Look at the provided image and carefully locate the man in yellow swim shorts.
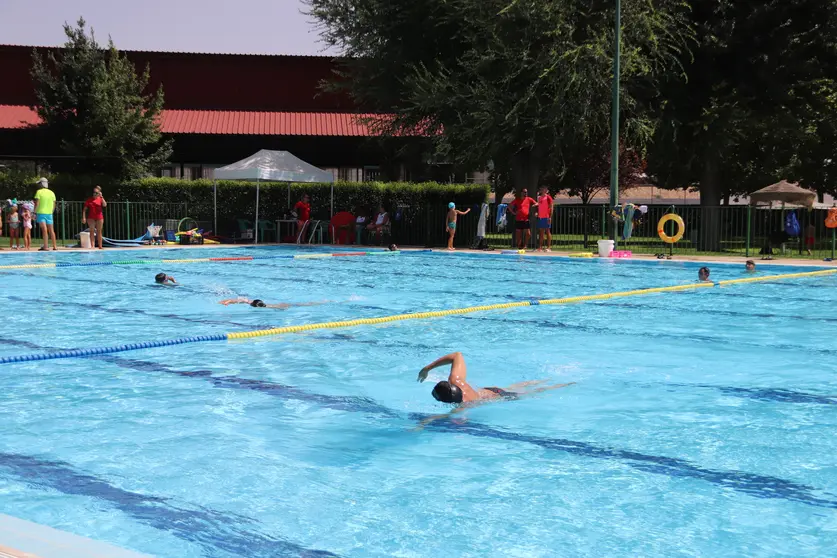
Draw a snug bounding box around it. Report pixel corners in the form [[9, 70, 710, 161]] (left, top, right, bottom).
[[34, 178, 58, 251]]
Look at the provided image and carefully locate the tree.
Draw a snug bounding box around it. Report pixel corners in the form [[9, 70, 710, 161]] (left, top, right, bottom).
[[545, 138, 645, 247], [557, 141, 645, 206], [308, 0, 690, 205], [648, 0, 837, 249], [31, 18, 172, 179]]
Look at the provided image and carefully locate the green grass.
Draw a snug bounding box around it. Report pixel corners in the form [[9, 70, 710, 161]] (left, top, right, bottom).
[[485, 232, 837, 260]]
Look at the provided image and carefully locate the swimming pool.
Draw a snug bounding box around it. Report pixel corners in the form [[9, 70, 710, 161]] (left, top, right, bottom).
[[0, 247, 835, 557]]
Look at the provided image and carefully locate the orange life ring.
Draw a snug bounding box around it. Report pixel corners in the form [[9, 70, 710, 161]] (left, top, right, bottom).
[[825, 208, 837, 229]]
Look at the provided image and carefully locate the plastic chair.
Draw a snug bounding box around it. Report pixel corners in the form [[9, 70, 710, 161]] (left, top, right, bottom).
[[330, 212, 355, 245], [256, 219, 276, 243]]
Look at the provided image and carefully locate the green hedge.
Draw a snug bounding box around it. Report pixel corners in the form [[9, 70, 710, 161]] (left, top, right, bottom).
[[0, 174, 490, 245]]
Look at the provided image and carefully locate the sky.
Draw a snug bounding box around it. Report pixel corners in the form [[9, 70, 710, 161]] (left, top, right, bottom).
[[0, 0, 335, 55]]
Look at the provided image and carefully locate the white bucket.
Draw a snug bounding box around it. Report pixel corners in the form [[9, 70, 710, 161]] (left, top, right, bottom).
[[597, 239, 615, 257], [79, 231, 91, 249]]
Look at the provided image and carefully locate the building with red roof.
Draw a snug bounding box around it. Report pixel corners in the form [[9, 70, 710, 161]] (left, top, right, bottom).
[[0, 44, 434, 181]]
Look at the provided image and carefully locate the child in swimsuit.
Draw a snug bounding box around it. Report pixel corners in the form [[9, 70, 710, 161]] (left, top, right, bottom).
[[21, 207, 32, 251], [446, 202, 470, 251], [8, 204, 19, 249]]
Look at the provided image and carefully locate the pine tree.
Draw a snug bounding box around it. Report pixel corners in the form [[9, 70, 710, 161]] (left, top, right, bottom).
[[31, 18, 172, 179]]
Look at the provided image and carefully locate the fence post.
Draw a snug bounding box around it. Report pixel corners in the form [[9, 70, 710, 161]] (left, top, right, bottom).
[[832, 228, 835, 260], [126, 201, 131, 239], [745, 204, 751, 257], [600, 205, 606, 239], [60, 199, 66, 246]]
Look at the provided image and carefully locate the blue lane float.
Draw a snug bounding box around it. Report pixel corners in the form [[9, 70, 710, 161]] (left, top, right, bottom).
[[0, 334, 227, 364]]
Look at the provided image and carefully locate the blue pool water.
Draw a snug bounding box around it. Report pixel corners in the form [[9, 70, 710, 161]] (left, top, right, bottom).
[[0, 247, 836, 557]]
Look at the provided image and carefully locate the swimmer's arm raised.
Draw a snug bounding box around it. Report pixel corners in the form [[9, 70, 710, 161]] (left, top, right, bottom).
[[417, 352, 465, 383]]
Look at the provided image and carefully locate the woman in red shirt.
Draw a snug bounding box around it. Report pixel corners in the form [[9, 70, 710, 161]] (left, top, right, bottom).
[[82, 185, 107, 249], [294, 194, 311, 241]]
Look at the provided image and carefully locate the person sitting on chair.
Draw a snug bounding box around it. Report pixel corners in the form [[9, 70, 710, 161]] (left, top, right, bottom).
[[366, 205, 390, 244]]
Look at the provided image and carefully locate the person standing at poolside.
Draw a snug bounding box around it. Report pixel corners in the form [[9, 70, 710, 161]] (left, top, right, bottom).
[[21, 205, 32, 251], [445, 202, 471, 251], [7, 204, 20, 249], [294, 193, 311, 241], [805, 223, 816, 256], [34, 178, 58, 251], [508, 190, 537, 250], [536, 186, 554, 252], [82, 185, 106, 250]]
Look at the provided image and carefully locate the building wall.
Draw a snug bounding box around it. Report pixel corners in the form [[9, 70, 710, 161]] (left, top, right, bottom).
[[0, 45, 352, 112]]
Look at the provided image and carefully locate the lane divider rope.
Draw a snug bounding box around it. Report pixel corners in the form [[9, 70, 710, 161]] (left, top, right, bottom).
[[717, 269, 837, 286], [0, 251, 399, 270], [2, 268, 833, 365]]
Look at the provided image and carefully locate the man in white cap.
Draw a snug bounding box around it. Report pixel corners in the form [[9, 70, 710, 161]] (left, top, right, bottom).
[[34, 177, 58, 251]]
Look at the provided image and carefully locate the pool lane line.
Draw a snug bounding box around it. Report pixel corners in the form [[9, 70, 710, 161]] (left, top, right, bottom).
[[0, 452, 341, 558], [0, 250, 399, 270], [5, 335, 837, 511], [2, 269, 834, 365], [3, 338, 836, 510]]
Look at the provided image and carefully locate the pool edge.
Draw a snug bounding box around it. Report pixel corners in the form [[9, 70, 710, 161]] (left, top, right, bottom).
[[0, 514, 151, 558]]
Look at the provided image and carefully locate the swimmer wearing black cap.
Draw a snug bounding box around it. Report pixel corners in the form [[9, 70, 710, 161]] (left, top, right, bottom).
[[219, 298, 328, 309], [154, 273, 177, 286], [417, 352, 574, 405]]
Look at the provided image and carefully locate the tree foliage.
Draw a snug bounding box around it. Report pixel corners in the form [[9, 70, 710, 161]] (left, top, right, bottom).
[[308, 0, 691, 203], [31, 18, 172, 179], [649, 0, 837, 202], [555, 140, 645, 205]]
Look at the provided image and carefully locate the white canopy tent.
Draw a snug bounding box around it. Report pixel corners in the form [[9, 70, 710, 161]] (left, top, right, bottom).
[[212, 149, 335, 243]]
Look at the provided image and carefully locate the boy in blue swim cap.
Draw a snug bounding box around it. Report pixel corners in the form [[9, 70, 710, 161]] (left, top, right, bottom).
[[446, 202, 470, 251]]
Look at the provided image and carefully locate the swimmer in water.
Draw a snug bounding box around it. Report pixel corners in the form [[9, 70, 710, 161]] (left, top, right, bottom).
[[745, 260, 756, 272], [417, 352, 574, 405], [219, 298, 328, 309], [155, 273, 177, 286], [388, 243, 398, 251], [698, 266, 711, 282]]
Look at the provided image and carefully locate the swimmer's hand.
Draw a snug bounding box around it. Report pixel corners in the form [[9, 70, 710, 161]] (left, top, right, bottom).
[[417, 367, 430, 383]]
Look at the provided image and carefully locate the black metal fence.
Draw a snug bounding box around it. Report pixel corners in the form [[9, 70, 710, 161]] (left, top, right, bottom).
[[10, 201, 189, 247], [5, 200, 834, 259], [438, 204, 837, 259]]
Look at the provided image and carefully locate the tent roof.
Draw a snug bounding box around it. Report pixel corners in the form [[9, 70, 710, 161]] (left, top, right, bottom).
[[749, 180, 816, 207], [213, 149, 334, 182]]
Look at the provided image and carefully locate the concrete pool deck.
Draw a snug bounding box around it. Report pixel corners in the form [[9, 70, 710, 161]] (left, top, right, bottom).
[[0, 514, 150, 558], [0, 242, 834, 268]]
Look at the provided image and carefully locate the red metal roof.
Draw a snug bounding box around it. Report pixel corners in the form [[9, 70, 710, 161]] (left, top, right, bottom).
[[0, 105, 40, 129], [0, 105, 383, 136]]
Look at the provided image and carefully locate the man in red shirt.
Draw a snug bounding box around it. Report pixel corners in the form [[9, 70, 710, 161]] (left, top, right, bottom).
[[294, 194, 311, 241], [536, 186, 554, 251], [508, 189, 537, 249]]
